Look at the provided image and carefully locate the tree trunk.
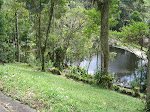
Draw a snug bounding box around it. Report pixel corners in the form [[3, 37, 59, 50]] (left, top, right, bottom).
[[0, 0, 3, 11], [98, 0, 110, 75], [15, 12, 20, 62], [41, 47, 45, 71], [140, 46, 143, 88], [96, 48, 99, 69], [38, 0, 42, 70], [147, 44, 150, 110], [25, 38, 28, 62], [41, 0, 54, 71]]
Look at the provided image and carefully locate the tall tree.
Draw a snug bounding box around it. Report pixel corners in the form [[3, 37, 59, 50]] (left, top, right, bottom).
[[93, 0, 110, 75], [147, 42, 150, 110], [38, 0, 42, 69], [29, 0, 66, 71], [99, 0, 110, 75], [15, 10, 20, 62], [5, 0, 29, 62], [0, 0, 2, 10], [41, 0, 54, 71]]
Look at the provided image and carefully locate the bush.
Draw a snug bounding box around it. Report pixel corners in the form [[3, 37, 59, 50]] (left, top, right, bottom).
[[54, 47, 64, 70], [94, 70, 114, 88], [130, 66, 147, 92], [45, 60, 53, 69], [65, 66, 94, 85], [27, 53, 36, 66]]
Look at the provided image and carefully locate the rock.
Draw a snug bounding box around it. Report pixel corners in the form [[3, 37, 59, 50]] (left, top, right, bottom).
[[121, 89, 127, 94], [126, 91, 132, 96], [113, 85, 120, 91], [0, 60, 5, 65], [134, 92, 140, 97], [49, 68, 61, 75]]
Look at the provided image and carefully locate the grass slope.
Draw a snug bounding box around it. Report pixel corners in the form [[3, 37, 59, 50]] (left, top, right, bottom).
[[0, 63, 145, 112]]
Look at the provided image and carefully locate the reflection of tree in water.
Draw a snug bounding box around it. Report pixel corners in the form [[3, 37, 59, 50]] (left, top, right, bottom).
[[125, 51, 139, 71], [109, 47, 139, 72]]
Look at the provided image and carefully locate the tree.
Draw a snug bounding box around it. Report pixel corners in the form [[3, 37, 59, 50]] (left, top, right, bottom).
[[35, 0, 66, 71], [11, 1, 28, 62], [0, 0, 6, 62], [15, 6, 20, 62], [147, 43, 150, 110], [41, 0, 54, 71], [130, 11, 143, 22], [58, 6, 86, 66], [0, 0, 30, 62], [115, 0, 145, 30], [119, 20, 149, 45], [92, 0, 110, 75], [0, 0, 2, 10]]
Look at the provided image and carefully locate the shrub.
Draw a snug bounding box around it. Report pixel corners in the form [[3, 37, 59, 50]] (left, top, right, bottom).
[[130, 66, 147, 92], [27, 53, 36, 66], [45, 60, 53, 69], [94, 70, 114, 88], [65, 66, 94, 84]]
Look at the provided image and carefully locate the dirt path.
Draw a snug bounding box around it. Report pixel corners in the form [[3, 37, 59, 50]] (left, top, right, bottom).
[[0, 92, 36, 112]]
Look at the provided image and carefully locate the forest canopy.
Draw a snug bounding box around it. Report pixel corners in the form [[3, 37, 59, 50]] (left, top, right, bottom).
[[0, 0, 149, 71]]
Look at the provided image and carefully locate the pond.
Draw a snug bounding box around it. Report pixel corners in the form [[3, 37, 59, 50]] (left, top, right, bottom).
[[79, 47, 147, 87]]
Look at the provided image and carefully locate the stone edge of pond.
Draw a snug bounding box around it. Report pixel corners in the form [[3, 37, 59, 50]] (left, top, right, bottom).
[[113, 84, 146, 99], [111, 44, 147, 61]]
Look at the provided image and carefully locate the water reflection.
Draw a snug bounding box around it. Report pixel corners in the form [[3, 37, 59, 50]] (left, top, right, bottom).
[[79, 47, 146, 86]]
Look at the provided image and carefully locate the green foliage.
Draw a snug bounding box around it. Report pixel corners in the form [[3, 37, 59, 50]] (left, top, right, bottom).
[[146, 94, 150, 111], [0, 12, 16, 62], [49, 67, 61, 75], [45, 60, 53, 69], [66, 66, 94, 85], [84, 8, 100, 38], [27, 53, 36, 66], [0, 0, 32, 63], [130, 11, 143, 22], [54, 47, 64, 70], [109, 0, 120, 28], [113, 0, 148, 30], [0, 0, 3, 8], [0, 70, 5, 77], [0, 12, 5, 35], [94, 70, 114, 87], [110, 52, 117, 61], [114, 20, 149, 44], [54, 0, 67, 19], [130, 66, 147, 92]]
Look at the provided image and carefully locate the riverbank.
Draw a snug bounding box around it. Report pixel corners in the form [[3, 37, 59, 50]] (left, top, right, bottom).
[[110, 40, 148, 61], [0, 63, 145, 111]]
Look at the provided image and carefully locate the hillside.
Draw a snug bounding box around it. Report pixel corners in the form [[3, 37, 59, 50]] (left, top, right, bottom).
[[0, 63, 145, 112]]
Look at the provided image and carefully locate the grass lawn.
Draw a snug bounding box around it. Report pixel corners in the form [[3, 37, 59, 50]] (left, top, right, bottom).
[[0, 63, 145, 112]]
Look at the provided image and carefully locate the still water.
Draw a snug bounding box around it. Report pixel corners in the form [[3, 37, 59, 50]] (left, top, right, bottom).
[[79, 47, 146, 86]]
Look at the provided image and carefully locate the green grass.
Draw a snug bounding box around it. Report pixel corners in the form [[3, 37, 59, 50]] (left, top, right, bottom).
[[0, 63, 146, 112]]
